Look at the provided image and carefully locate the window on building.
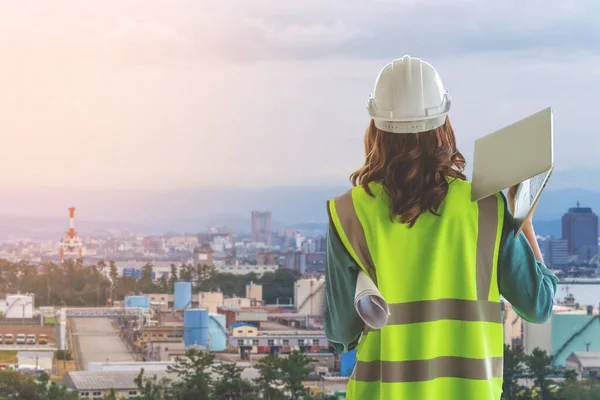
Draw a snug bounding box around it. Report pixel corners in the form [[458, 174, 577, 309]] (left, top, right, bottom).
[[282, 339, 289, 346], [268, 339, 274, 346], [80, 392, 89, 398], [247, 330, 254, 334], [314, 339, 320, 345], [237, 330, 243, 335], [128, 391, 138, 396], [252, 339, 259, 346], [93, 392, 102, 398], [238, 340, 244, 346], [298, 339, 304, 346]]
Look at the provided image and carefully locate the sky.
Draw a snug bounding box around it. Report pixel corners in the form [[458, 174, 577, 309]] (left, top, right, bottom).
[[1, 0, 600, 191]]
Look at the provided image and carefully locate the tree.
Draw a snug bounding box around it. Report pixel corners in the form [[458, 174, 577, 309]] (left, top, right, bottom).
[[169, 264, 179, 289], [260, 269, 298, 305], [167, 348, 215, 400], [213, 363, 253, 400], [157, 275, 169, 293], [502, 345, 528, 400], [280, 351, 312, 400], [563, 368, 578, 384], [103, 388, 119, 400], [526, 347, 558, 400], [195, 264, 216, 292], [254, 355, 285, 400], [138, 263, 157, 293], [37, 373, 79, 400], [0, 370, 42, 400], [556, 378, 600, 400], [179, 263, 194, 282], [135, 368, 171, 400], [109, 260, 119, 285]]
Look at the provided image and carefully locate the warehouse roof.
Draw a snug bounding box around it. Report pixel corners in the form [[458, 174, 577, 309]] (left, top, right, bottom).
[[61, 371, 174, 390], [17, 352, 53, 359], [567, 352, 600, 368]]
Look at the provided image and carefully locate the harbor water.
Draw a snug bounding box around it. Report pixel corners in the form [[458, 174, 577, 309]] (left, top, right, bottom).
[[557, 284, 600, 307]]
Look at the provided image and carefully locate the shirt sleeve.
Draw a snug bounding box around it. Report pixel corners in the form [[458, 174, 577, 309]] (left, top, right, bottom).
[[324, 224, 364, 353], [497, 193, 559, 324]]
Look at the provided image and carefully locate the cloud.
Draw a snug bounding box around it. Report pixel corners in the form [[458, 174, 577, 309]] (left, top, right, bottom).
[[1, 0, 599, 63], [195, 0, 600, 60], [0, 1, 598, 194]]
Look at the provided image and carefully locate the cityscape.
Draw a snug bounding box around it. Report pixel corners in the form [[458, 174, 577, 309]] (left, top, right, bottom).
[[3, 1, 600, 399], [0, 198, 600, 398]]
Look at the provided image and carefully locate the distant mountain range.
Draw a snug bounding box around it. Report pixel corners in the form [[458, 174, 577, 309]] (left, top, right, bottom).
[[2, 168, 600, 240]]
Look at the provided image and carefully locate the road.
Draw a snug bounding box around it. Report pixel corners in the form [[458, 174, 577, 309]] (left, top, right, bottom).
[[70, 318, 135, 370]]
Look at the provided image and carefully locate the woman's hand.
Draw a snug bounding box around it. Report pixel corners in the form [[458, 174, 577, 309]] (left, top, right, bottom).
[[507, 185, 518, 216]]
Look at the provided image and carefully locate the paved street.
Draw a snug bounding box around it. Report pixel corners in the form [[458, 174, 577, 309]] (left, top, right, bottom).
[[70, 318, 135, 370]]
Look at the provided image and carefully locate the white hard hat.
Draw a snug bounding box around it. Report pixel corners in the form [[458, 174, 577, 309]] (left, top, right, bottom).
[[367, 55, 451, 134]]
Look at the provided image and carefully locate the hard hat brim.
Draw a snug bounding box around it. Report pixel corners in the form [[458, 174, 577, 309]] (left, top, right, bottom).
[[373, 115, 447, 134]]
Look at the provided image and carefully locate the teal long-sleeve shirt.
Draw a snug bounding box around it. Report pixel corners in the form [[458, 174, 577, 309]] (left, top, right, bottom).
[[324, 193, 558, 353]]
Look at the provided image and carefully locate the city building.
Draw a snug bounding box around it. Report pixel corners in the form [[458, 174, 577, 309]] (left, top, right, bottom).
[[231, 322, 259, 337], [217, 307, 269, 329], [193, 245, 214, 267], [197, 292, 224, 313], [544, 238, 569, 268], [315, 236, 327, 253], [306, 253, 326, 273], [111, 261, 183, 280], [502, 301, 523, 347], [562, 202, 599, 260], [246, 282, 263, 302], [251, 211, 272, 245], [565, 352, 600, 379], [224, 297, 252, 308], [284, 250, 306, 274], [142, 236, 165, 253], [215, 264, 278, 277]]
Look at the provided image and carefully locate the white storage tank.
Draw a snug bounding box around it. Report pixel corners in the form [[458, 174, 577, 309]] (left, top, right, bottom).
[[294, 277, 325, 317], [6, 295, 34, 319]]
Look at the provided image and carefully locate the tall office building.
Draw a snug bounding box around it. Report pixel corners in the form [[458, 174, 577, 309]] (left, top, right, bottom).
[[251, 211, 272, 245], [562, 202, 598, 261], [543, 238, 569, 268]]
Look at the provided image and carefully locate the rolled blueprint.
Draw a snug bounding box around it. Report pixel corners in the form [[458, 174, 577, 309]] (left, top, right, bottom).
[[354, 270, 390, 330]]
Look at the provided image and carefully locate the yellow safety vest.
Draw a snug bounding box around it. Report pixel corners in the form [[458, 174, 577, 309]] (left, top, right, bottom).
[[328, 179, 504, 399]]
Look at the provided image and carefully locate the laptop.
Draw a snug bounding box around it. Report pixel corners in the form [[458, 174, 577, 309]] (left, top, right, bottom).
[[471, 107, 554, 237]]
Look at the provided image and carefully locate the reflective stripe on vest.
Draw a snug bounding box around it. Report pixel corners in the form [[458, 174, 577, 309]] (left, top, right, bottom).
[[327, 180, 504, 398]]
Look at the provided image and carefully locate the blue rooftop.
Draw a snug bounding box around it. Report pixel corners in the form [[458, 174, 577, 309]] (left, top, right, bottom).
[[230, 322, 258, 329]]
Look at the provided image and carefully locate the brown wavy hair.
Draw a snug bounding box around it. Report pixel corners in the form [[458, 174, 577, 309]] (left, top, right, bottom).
[[350, 117, 466, 227]]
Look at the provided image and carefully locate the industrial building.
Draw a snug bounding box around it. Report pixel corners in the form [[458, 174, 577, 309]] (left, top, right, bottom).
[[502, 301, 524, 347], [61, 370, 172, 399], [62, 363, 262, 399], [523, 305, 600, 366], [144, 291, 224, 312], [565, 352, 600, 379], [124, 296, 150, 309], [294, 277, 326, 317], [246, 282, 263, 302], [17, 351, 53, 371], [218, 307, 269, 329], [2, 294, 34, 319]]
